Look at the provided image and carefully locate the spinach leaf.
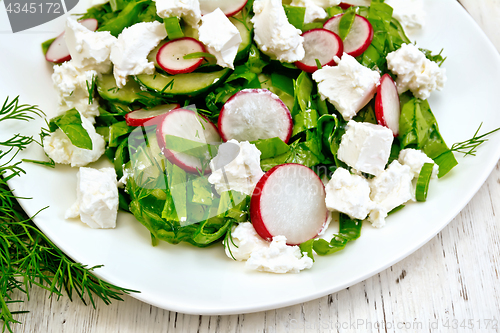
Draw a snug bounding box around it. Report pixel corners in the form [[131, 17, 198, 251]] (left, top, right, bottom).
[[300, 214, 362, 259], [49, 109, 93, 150], [398, 97, 458, 177], [338, 7, 356, 40], [251, 137, 290, 159], [283, 5, 306, 30]]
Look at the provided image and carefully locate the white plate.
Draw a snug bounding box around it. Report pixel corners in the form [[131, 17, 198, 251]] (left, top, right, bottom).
[[1, 0, 500, 315]]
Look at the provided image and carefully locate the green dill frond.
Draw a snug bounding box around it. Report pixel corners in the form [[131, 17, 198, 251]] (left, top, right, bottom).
[[451, 123, 500, 156], [0, 96, 44, 122]]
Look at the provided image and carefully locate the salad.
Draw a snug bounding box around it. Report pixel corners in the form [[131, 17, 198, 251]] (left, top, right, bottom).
[[40, 0, 454, 274]]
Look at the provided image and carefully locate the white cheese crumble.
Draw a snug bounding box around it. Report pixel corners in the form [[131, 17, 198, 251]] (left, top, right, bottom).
[[226, 222, 313, 273], [385, 0, 425, 31], [154, 0, 202, 28], [337, 120, 394, 176], [198, 8, 242, 69], [66, 167, 119, 229], [52, 61, 100, 121], [398, 148, 439, 179], [325, 167, 374, 220], [224, 222, 270, 260], [368, 161, 414, 228], [42, 112, 106, 167], [312, 54, 380, 120], [110, 21, 167, 88], [251, 0, 305, 63], [386, 43, 446, 100], [290, 0, 328, 24], [208, 140, 264, 196], [64, 17, 116, 73]]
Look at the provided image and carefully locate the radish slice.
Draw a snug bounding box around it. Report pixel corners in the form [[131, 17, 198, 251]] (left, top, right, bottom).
[[218, 89, 293, 143], [199, 0, 248, 16], [339, 3, 353, 9], [125, 103, 180, 127], [156, 37, 206, 75], [295, 28, 343, 73], [375, 74, 400, 137], [250, 163, 328, 245], [323, 14, 373, 58], [45, 18, 99, 63], [156, 108, 221, 174], [79, 18, 99, 31]]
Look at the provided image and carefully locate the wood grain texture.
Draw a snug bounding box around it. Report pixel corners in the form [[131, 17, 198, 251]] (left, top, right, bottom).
[[6, 1, 500, 332]]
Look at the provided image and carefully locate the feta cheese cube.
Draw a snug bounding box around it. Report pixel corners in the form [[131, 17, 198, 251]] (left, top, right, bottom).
[[110, 22, 167, 88], [52, 61, 100, 120], [251, 0, 305, 63], [64, 17, 116, 73], [324, 167, 374, 220], [337, 120, 394, 176], [225, 222, 313, 273], [65, 167, 119, 229], [245, 235, 313, 273], [398, 148, 439, 179], [198, 8, 242, 69], [290, 0, 329, 24], [208, 140, 264, 196], [154, 0, 202, 28], [312, 54, 380, 120], [43, 111, 106, 167], [386, 43, 446, 100], [368, 161, 414, 228], [225, 222, 270, 261]]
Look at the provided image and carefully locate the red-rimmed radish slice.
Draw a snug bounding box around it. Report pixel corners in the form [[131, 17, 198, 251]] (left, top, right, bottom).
[[218, 89, 293, 143], [156, 108, 221, 174], [250, 163, 328, 245], [324, 14, 373, 58], [375, 74, 400, 137], [125, 103, 181, 127], [45, 18, 99, 63], [199, 0, 248, 16], [156, 37, 206, 75], [295, 28, 343, 73], [339, 3, 353, 9], [79, 18, 99, 31]]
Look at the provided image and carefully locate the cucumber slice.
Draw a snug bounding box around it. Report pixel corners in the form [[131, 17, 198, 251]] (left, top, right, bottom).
[[97, 74, 143, 104], [229, 17, 252, 62], [147, 41, 166, 70], [135, 68, 231, 96]]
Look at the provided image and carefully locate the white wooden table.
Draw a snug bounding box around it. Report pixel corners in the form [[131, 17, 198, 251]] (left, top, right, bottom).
[[8, 1, 500, 332]]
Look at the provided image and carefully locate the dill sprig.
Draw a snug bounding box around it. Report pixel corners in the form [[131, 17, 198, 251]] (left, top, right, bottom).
[[0, 96, 138, 333], [86, 74, 97, 105], [0, 96, 44, 123], [451, 123, 500, 156]]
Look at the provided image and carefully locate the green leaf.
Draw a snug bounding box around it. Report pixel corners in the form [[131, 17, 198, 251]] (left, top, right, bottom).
[[97, 0, 150, 37], [312, 214, 362, 256], [283, 5, 306, 30], [271, 73, 295, 97], [293, 71, 313, 117], [338, 7, 356, 40], [49, 109, 93, 150], [292, 108, 319, 137], [163, 134, 219, 160], [109, 121, 133, 148], [251, 137, 290, 159], [191, 176, 213, 206]]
